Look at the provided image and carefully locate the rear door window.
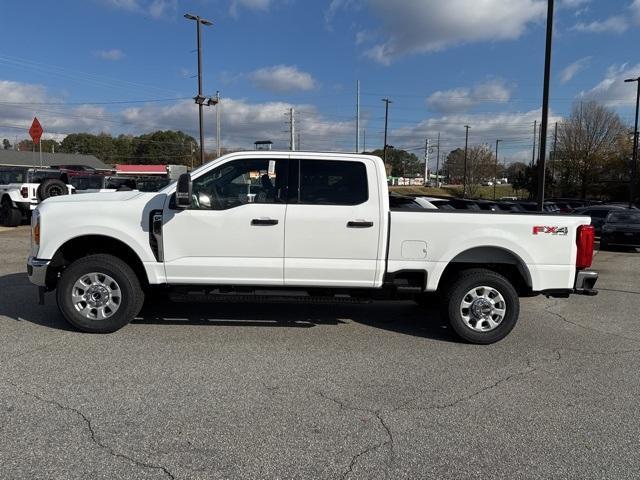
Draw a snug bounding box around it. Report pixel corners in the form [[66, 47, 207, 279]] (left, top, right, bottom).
[[293, 159, 368, 206]]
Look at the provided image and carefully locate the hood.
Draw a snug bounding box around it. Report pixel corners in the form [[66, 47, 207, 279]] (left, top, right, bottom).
[[41, 191, 145, 204]]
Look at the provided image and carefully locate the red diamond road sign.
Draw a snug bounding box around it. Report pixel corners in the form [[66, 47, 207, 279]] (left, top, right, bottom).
[[29, 117, 43, 145]]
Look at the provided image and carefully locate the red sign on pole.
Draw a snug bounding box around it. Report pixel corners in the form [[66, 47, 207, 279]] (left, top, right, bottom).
[[29, 117, 43, 145]]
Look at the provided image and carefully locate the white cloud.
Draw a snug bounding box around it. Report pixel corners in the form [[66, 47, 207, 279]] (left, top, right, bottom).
[[94, 49, 125, 61], [248, 65, 317, 93], [427, 80, 512, 113], [350, 0, 546, 65], [120, 98, 352, 150], [559, 56, 591, 84], [580, 63, 640, 107], [389, 109, 562, 162], [572, 15, 628, 33], [100, 0, 176, 19], [559, 0, 590, 8], [230, 0, 271, 17], [0, 79, 352, 151]]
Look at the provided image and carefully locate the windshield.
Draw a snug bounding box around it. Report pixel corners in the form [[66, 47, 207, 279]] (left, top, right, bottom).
[[607, 211, 640, 224]]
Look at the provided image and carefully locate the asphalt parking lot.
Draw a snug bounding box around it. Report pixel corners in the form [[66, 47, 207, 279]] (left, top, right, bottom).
[[1, 226, 639, 479]]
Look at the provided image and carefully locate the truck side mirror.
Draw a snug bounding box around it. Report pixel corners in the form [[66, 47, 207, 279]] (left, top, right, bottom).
[[175, 173, 192, 209]]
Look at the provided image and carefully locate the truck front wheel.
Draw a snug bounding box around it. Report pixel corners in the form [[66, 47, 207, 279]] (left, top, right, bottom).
[[56, 254, 144, 333], [443, 269, 519, 344]]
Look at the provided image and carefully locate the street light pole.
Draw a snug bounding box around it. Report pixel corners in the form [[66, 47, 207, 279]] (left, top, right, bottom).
[[625, 76, 640, 208], [462, 125, 470, 198], [185, 13, 213, 166], [494, 139, 502, 200], [382, 98, 392, 166], [536, 0, 554, 211]]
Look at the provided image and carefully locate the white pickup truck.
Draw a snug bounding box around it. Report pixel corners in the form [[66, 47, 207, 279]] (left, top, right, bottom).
[[27, 151, 598, 344]]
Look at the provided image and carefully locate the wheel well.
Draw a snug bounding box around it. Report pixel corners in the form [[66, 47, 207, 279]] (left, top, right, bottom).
[[439, 247, 532, 295], [47, 235, 148, 290]]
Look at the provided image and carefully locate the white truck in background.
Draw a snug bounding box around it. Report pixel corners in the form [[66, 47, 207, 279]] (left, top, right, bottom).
[[27, 151, 598, 344], [0, 167, 74, 227]]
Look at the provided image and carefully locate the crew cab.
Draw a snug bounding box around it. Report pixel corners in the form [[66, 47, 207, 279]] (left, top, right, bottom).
[[27, 152, 598, 344], [0, 167, 74, 227]]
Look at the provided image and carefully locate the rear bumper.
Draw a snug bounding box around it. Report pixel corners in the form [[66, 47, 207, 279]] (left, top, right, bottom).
[[542, 270, 598, 298], [574, 270, 598, 296], [27, 256, 50, 287]]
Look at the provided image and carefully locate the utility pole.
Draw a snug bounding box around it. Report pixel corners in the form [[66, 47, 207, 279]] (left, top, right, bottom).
[[382, 98, 392, 165], [297, 132, 301, 151], [435, 132, 441, 187], [423, 138, 430, 185], [215, 91, 221, 157], [356, 80, 360, 153], [184, 13, 213, 166], [625, 76, 640, 208], [494, 139, 502, 200], [536, 0, 555, 211], [462, 125, 470, 198], [550, 122, 558, 197], [531, 120, 537, 167], [288, 107, 296, 151]]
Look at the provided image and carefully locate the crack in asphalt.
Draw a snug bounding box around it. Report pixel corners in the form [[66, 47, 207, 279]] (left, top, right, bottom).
[[435, 366, 537, 410], [543, 300, 640, 345], [316, 391, 394, 480], [597, 287, 640, 296], [6, 381, 176, 480]]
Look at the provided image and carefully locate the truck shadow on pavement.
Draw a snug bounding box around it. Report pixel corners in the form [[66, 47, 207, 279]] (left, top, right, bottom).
[[0, 272, 455, 342]]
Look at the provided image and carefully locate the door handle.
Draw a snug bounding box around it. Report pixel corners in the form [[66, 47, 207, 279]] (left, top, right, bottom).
[[251, 218, 279, 226], [347, 220, 374, 228]]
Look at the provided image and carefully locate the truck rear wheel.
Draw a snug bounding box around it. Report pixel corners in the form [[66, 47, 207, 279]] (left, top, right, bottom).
[[56, 254, 144, 333], [443, 269, 519, 344]]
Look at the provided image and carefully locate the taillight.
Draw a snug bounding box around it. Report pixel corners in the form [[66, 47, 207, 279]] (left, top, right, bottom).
[[576, 224, 595, 269], [20, 187, 28, 198]]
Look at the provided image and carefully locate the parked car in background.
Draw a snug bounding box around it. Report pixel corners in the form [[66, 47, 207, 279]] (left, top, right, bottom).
[[600, 210, 640, 250], [72, 175, 172, 194], [424, 197, 455, 210], [498, 201, 526, 212], [573, 205, 631, 236], [389, 194, 437, 210], [474, 200, 502, 211], [0, 167, 74, 227]]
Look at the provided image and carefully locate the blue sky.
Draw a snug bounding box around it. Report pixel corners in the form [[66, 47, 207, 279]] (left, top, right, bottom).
[[1, 0, 639, 163]]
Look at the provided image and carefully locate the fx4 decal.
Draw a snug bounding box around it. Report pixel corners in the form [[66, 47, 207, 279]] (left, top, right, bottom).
[[532, 226, 569, 236]]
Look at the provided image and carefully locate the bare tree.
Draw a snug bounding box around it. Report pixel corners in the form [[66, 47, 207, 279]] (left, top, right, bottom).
[[557, 101, 628, 199]]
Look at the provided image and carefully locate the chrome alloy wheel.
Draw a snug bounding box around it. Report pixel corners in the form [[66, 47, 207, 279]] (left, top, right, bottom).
[[459, 286, 507, 332], [71, 272, 122, 320]]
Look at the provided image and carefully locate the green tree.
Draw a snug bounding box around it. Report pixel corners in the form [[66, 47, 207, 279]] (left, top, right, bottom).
[[17, 139, 60, 153], [2, 139, 11, 150], [366, 147, 423, 177]]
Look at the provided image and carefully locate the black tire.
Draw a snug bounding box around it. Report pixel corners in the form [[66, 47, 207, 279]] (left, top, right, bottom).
[[56, 254, 144, 333], [442, 268, 519, 344], [0, 198, 22, 227], [37, 178, 68, 201], [599, 240, 608, 251]]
